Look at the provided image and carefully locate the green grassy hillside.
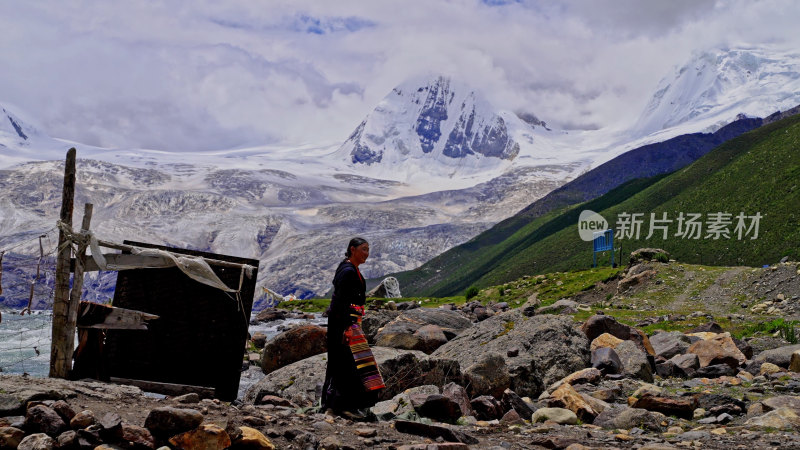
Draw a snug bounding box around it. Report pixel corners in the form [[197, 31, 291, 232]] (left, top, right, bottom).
[[400, 113, 800, 296]]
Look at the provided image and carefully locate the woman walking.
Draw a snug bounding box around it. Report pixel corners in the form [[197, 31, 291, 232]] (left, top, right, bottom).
[[321, 237, 384, 420]]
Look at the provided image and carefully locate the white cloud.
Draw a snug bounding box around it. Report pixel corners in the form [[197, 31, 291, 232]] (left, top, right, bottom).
[[0, 0, 798, 150]]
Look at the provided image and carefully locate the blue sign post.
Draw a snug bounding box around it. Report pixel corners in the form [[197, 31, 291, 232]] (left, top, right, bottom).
[[592, 229, 614, 268]]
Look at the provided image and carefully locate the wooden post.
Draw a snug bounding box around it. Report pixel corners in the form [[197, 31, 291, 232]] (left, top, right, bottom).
[[66, 203, 93, 347], [50, 148, 77, 378]]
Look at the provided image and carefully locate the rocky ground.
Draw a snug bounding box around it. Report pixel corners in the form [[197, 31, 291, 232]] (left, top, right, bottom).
[[3, 252, 800, 449]]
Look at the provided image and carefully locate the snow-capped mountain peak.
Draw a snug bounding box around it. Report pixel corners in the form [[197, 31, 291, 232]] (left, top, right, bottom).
[[334, 75, 523, 176], [1, 104, 40, 142], [634, 47, 800, 137]]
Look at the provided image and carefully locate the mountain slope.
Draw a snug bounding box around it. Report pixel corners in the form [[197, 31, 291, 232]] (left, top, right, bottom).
[[394, 115, 764, 296], [403, 112, 800, 296]]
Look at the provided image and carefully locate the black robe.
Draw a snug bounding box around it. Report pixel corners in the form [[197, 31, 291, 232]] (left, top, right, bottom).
[[321, 260, 376, 411]]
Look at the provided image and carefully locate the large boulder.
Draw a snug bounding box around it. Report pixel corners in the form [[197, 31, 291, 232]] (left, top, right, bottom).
[[432, 310, 590, 398], [580, 315, 656, 359], [375, 308, 472, 344], [361, 310, 402, 343], [244, 347, 463, 406], [260, 325, 327, 375], [686, 332, 746, 369], [614, 340, 653, 382], [649, 331, 691, 359], [593, 406, 666, 431], [744, 408, 800, 430], [376, 324, 449, 354], [750, 344, 800, 372]]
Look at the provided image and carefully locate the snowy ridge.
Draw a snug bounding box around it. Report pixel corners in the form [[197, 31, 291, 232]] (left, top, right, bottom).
[[635, 47, 800, 138], [331, 75, 537, 182]]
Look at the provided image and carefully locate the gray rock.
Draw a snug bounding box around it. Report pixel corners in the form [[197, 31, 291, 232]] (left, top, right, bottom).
[[762, 395, 800, 413], [0, 394, 23, 416], [412, 325, 449, 354], [361, 310, 402, 343], [649, 331, 691, 359], [432, 311, 589, 398], [750, 344, 800, 372], [531, 407, 578, 425], [536, 299, 578, 315], [615, 340, 653, 382], [669, 353, 699, 377], [744, 407, 800, 430], [376, 308, 472, 341], [17, 433, 56, 450], [502, 388, 535, 419], [591, 347, 622, 375], [676, 430, 710, 440], [593, 406, 666, 431], [694, 363, 736, 378], [393, 420, 478, 445], [260, 325, 327, 375]]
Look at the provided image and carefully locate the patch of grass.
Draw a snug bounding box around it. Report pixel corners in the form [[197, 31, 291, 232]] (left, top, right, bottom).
[[279, 298, 331, 312], [733, 318, 799, 343]]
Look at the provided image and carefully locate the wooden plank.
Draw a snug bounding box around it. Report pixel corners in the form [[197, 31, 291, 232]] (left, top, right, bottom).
[[77, 301, 158, 330], [96, 239, 253, 270], [50, 148, 76, 379], [74, 253, 175, 272], [108, 377, 215, 398]]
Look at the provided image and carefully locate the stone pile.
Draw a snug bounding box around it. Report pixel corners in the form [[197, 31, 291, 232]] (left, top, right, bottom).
[[0, 392, 276, 450]]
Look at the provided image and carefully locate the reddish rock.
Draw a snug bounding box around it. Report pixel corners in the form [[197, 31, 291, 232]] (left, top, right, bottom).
[[0, 427, 25, 449], [230, 426, 276, 450], [143, 407, 203, 438], [169, 423, 231, 450], [442, 383, 472, 417], [630, 394, 696, 419], [469, 395, 504, 421], [50, 401, 76, 425], [69, 410, 97, 429], [548, 383, 601, 423], [24, 405, 67, 437], [119, 423, 156, 449], [687, 332, 746, 368]]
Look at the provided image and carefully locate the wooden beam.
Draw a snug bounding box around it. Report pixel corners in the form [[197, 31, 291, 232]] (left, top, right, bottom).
[[50, 148, 76, 379], [95, 239, 252, 270], [77, 301, 159, 330], [108, 378, 215, 398], [73, 253, 175, 272]]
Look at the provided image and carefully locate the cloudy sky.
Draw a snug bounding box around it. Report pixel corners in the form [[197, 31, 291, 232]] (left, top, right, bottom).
[[1, 0, 798, 151]]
